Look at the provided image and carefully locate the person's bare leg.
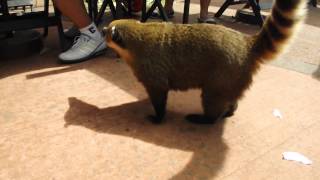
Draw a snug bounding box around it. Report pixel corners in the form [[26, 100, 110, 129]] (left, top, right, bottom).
[[200, 0, 211, 19], [198, 0, 216, 23], [53, 0, 91, 28]]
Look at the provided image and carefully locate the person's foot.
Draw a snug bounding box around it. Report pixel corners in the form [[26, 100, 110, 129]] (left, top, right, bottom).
[[64, 26, 80, 38], [198, 17, 217, 24], [59, 33, 107, 63]]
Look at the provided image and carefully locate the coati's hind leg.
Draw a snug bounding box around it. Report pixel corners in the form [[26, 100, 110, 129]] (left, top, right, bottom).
[[145, 86, 168, 124], [223, 102, 238, 118], [186, 88, 230, 124]]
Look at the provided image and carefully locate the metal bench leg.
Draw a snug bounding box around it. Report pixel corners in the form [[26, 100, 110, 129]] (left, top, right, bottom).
[[215, 0, 234, 17], [92, 0, 99, 19], [53, 7, 67, 51], [43, 0, 49, 37], [156, 0, 168, 21], [141, 0, 168, 22], [248, 0, 264, 26], [127, 0, 132, 16], [183, 0, 190, 24], [95, 0, 116, 25], [141, 1, 158, 22], [88, 0, 93, 19], [141, 0, 147, 21]]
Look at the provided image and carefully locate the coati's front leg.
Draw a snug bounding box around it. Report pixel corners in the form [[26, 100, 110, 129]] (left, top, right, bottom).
[[145, 86, 168, 124], [186, 88, 234, 124]]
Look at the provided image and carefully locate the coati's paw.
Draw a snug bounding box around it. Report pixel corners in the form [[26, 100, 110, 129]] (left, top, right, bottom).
[[223, 111, 234, 118], [223, 103, 238, 118], [147, 115, 163, 124], [185, 114, 216, 124]]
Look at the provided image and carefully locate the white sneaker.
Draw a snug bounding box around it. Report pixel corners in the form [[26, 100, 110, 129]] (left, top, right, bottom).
[[59, 33, 107, 63], [64, 26, 80, 38]]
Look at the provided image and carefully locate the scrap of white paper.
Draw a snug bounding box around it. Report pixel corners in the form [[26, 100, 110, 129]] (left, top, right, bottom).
[[273, 109, 283, 119], [282, 152, 312, 165]]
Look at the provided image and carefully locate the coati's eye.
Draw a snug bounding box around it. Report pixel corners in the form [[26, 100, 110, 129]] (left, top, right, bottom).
[[111, 26, 125, 47]]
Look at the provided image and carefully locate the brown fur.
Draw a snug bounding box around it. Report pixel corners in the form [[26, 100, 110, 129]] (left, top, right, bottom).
[[104, 0, 306, 124]]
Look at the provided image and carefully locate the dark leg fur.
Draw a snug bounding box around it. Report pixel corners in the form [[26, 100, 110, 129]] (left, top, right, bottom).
[[223, 102, 238, 118], [186, 102, 237, 124], [145, 86, 168, 124], [186, 88, 230, 124]]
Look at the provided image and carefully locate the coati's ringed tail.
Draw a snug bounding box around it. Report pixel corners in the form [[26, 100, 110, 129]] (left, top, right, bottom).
[[252, 0, 306, 61]]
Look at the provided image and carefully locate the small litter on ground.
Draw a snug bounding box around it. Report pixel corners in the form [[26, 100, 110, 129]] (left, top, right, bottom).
[[282, 152, 312, 165], [273, 109, 283, 119]]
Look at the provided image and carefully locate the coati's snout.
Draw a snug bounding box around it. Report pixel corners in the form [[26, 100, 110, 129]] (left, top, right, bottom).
[[111, 26, 125, 47], [104, 24, 134, 64], [105, 26, 125, 48]]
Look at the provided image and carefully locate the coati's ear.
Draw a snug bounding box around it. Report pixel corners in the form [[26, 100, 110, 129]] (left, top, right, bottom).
[[111, 26, 125, 48]]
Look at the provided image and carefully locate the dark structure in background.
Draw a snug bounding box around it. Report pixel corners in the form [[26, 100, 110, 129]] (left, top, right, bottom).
[[0, 0, 65, 59]]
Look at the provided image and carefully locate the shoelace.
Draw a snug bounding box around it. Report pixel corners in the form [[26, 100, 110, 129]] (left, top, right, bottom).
[[71, 33, 91, 49]]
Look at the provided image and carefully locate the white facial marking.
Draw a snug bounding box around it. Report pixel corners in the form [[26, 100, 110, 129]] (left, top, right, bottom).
[[111, 26, 116, 35]]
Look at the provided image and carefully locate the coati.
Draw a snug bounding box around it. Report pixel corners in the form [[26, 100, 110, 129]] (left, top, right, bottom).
[[104, 0, 306, 124]]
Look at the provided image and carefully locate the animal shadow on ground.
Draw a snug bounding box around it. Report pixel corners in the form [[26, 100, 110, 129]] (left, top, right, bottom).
[[64, 97, 228, 179], [312, 65, 320, 80]]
